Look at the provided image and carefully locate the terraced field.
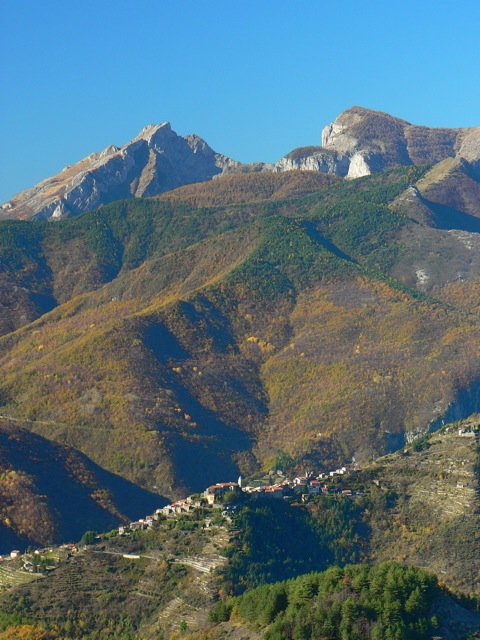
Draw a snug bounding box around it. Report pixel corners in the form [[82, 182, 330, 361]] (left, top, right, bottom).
[[369, 427, 480, 596], [0, 564, 43, 589], [0, 517, 234, 637]]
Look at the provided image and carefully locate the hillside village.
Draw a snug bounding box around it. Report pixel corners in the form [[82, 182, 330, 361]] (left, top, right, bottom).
[[151, 462, 358, 519], [0, 421, 478, 594], [0, 453, 362, 586], [0, 421, 478, 640]]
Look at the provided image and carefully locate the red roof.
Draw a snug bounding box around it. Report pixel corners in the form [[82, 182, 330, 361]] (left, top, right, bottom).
[[207, 482, 238, 493]]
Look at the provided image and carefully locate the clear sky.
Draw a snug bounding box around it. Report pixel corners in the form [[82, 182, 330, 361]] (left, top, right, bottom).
[[1, 0, 479, 203]]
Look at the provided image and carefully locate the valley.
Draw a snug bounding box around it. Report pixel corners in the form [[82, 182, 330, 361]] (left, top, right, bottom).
[[0, 422, 478, 639], [1, 106, 480, 637]]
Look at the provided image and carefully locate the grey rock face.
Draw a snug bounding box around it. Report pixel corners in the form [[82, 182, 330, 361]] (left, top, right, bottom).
[[2, 123, 242, 221], [275, 147, 351, 176], [275, 106, 479, 180]]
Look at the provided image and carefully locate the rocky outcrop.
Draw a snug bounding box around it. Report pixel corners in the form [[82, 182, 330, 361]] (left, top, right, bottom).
[[274, 146, 351, 176], [275, 106, 479, 180], [1, 123, 242, 221], [458, 128, 480, 171]]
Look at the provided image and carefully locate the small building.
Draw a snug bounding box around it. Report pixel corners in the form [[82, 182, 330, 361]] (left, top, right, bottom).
[[10, 550, 20, 559], [293, 483, 308, 494], [458, 427, 479, 437], [263, 487, 284, 499], [308, 480, 321, 494], [204, 482, 239, 504], [64, 544, 78, 554]]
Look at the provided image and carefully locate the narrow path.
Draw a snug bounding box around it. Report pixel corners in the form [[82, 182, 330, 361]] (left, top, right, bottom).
[[89, 550, 160, 561], [0, 414, 115, 432]]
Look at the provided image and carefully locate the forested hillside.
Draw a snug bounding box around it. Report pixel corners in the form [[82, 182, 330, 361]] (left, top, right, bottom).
[[0, 422, 164, 552], [2, 165, 480, 513]]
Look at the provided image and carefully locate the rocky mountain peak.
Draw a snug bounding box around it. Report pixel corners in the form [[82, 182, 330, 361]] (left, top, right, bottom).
[[458, 129, 480, 166], [321, 106, 409, 151], [98, 144, 120, 160], [3, 107, 480, 221], [2, 123, 243, 221], [134, 122, 174, 145], [277, 106, 479, 180]]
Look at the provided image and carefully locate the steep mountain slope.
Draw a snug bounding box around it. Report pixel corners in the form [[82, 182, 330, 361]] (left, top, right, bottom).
[[277, 106, 479, 178], [2, 167, 480, 503], [367, 422, 480, 597], [0, 123, 243, 221], [392, 157, 480, 226], [0, 421, 164, 551]]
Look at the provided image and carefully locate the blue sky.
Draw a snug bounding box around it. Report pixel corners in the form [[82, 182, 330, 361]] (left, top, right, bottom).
[[1, 0, 479, 203]]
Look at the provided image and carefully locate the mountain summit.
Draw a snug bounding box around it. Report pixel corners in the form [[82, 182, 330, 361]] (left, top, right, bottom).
[[277, 106, 479, 178], [1, 123, 241, 221], [2, 107, 479, 221]]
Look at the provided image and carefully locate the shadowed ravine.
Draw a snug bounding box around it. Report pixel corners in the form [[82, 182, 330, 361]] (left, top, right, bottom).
[[428, 378, 480, 434]]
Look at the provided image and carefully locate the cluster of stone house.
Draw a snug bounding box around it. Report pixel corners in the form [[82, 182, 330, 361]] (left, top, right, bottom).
[[117, 466, 358, 531], [157, 495, 204, 516], [197, 464, 357, 504], [246, 485, 285, 499], [122, 496, 206, 528], [204, 482, 240, 504], [154, 473, 355, 511], [241, 467, 355, 501], [118, 514, 156, 535], [457, 425, 479, 438]]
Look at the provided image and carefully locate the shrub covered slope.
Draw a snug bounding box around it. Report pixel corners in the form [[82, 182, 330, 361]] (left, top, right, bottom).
[[1, 165, 480, 505]]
